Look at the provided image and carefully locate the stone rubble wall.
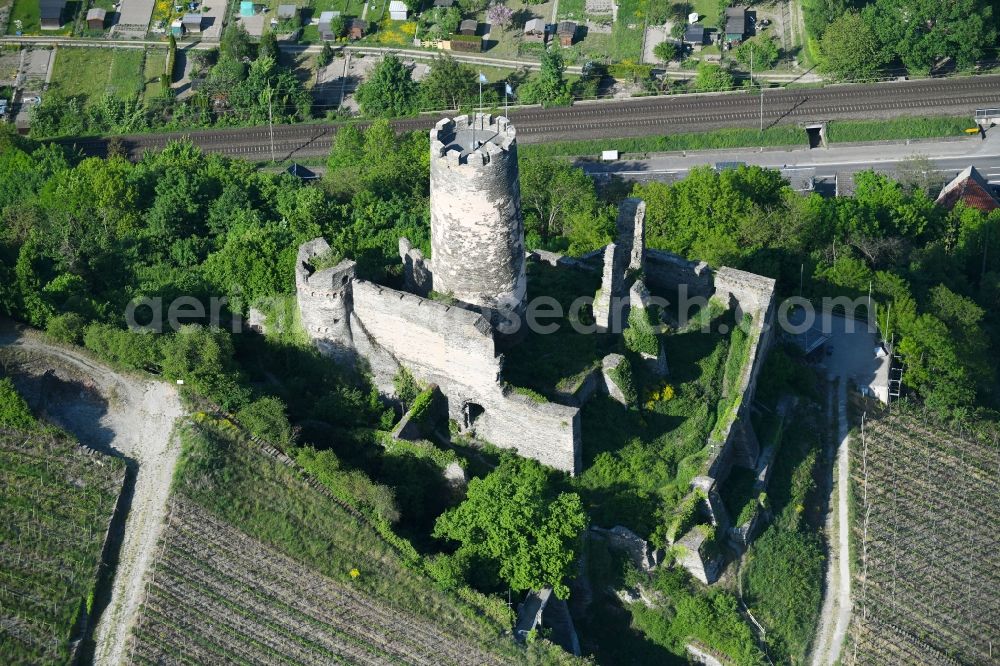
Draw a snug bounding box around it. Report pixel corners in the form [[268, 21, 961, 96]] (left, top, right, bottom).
[[295, 238, 357, 363], [474, 390, 581, 473], [616, 197, 646, 272], [296, 239, 581, 474], [593, 242, 627, 331], [398, 237, 432, 297], [351, 279, 501, 395]]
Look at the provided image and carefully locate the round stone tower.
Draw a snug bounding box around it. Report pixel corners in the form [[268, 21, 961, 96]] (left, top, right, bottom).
[[429, 113, 526, 335]]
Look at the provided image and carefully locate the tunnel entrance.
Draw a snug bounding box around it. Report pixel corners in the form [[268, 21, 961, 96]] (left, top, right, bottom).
[[805, 123, 827, 149]]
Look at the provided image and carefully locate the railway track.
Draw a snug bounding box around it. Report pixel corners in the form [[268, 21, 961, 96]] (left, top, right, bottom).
[[56, 74, 1000, 160]]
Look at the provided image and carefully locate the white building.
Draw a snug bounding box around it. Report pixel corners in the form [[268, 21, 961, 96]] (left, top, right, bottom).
[[389, 0, 408, 20]]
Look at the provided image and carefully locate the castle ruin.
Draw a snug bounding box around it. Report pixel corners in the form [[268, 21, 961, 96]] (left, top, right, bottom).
[[295, 113, 776, 504]]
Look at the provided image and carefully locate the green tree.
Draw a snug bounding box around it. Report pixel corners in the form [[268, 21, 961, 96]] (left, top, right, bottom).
[[160, 326, 250, 410], [221, 22, 254, 61], [802, 0, 848, 40], [734, 36, 779, 71], [653, 39, 679, 64], [519, 155, 602, 247], [820, 12, 886, 80], [258, 31, 279, 61], [237, 396, 295, 448], [317, 43, 335, 69], [355, 54, 419, 118], [420, 55, 478, 110], [433, 455, 587, 598], [693, 62, 734, 92], [518, 49, 572, 106], [866, 0, 995, 73], [46, 312, 87, 344]]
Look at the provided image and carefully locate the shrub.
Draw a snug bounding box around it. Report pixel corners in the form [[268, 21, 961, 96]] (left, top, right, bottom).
[[512, 386, 548, 403], [237, 396, 294, 448], [393, 367, 420, 407], [0, 378, 36, 430], [609, 355, 639, 405], [46, 312, 87, 344], [83, 323, 162, 371], [666, 489, 704, 542], [623, 306, 659, 356], [295, 445, 400, 523]]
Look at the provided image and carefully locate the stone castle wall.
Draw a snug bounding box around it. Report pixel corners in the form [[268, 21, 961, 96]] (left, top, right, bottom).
[[297, 238, 581, 474], [644, 249, 713, 299], [429, 114, 527, 327], [704, 268, 777, 485]]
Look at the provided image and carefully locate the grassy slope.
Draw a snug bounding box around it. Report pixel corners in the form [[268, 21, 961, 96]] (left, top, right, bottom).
[[170, 416, 572, 664], [520, 116, 975, 158], [0, 428, 125, 665]]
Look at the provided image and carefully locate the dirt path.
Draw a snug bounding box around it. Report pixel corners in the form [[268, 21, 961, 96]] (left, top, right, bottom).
[[0, 328, 184, 666], [810, 379, 852, 666]]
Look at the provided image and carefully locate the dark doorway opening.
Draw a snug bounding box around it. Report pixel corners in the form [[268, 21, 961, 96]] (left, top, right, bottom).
[[806, 125, 823, 149], [463, 402, 485, 429]]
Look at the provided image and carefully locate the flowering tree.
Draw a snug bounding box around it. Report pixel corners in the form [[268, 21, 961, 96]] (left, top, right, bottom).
[[487, 3, 513, 31]]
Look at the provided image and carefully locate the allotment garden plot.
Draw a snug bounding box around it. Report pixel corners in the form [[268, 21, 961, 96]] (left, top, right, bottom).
[[847, 409, 1000, 665]]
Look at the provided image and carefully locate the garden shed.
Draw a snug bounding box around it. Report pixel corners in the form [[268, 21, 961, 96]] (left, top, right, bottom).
[[276, 4, 297, 19], [683, 24, 705, 47], [39, 0, 66, 29], [725, 6, 746, 42], [347, 18, 367, 39], [557, 21, 576, 46], [318, 10, 340, 39], [523, 17, 545, 42], [459, 19, 477, 35], [85, 7, 106, 29], [182, 13, 203, 32], [240, 1, 254, 16]]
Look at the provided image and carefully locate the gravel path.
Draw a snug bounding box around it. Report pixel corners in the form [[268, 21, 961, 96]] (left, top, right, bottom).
[[810, 379, 852, 666], [0, 327, 183, 666]]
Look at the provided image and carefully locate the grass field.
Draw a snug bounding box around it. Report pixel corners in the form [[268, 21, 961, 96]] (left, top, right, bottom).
[[519, 116, 976, 158], [0, 428, 125, 664], [49, 47, 153, 105], [689, 0, 717, 27], [107, 48, 146, 99], [142, 49, 167, 101]]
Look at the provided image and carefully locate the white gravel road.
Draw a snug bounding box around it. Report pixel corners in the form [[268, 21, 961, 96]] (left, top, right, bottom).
[[0, 329, 184, 666]]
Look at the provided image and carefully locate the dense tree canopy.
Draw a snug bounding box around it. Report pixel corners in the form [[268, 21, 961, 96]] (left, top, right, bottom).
[[432, 455, 587, 598], [820, 11, 888, 80], [636, 165, 1000, 418]]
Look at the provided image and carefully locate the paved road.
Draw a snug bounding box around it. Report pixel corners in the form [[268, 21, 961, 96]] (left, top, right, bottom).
[[582, 131, 1000, 193], [52, 74, 1000, 161]]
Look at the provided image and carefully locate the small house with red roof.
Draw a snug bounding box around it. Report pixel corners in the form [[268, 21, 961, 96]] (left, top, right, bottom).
[[935, 166, 999, 213]]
